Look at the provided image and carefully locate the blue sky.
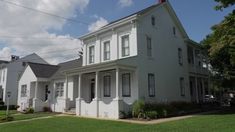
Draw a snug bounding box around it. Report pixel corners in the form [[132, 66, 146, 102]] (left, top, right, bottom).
[[60, 0, 234, 42], [0, 0, 234, 63]]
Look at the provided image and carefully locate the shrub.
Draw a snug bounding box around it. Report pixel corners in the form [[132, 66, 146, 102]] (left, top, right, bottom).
[[43, 107, 52, 112], [145, 111, 158, 119], [0, 101, 4, 106], [0, 116, 14, 122], [25, 107, 34, 114], [132, 100, 145, 118]]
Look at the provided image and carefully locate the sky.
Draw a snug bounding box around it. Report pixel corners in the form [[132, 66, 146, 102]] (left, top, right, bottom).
[[0, 0, 234, 64]]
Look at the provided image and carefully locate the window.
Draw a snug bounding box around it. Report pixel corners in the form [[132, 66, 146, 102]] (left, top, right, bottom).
[[148, 74, 155, 97], [21, 85, 27, 97], [55, 82, 64, 97], [122, 73, 131, 97], [89, 46, 95, 64], [173, 26, 176, 36], [103, 75, 111, 97], [147, 36, 152, 57], [151, 16, 155, 26], [178, 48, 183, 65], [121, 35, 130, 57], [180, 77, 185, 96], [103, 41, 110, 61]]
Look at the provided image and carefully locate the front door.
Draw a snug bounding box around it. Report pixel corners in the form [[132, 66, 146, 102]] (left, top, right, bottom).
[[90, 79, 95, 101]]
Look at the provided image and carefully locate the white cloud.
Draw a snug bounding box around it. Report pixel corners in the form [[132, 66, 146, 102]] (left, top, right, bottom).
[[88, 17, 108, 32], [0, 0, 89, 64], [118, 0, 133, 7], [0, 47, 12, 60]]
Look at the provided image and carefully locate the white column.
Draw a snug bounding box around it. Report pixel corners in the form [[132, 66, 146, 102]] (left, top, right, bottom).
[[35, 81, 38, 99], [95, 71, 99, 100], [65, 76, 68, 99], [202, 78, 205, 102], [115, 68, 120, 99], [78, 74, 82, 99], [195, 77, 199, 103]]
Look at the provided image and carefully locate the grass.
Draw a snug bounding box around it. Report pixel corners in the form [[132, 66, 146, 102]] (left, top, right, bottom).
[[0, 110, 58, 123], [0, 111, 235, 132]]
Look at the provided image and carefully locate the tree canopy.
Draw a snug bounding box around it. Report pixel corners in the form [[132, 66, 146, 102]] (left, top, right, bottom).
[[201, 0, 235, 88]]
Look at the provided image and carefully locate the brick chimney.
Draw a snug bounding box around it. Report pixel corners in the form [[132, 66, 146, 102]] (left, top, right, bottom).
[[159, 0, 166, 3]]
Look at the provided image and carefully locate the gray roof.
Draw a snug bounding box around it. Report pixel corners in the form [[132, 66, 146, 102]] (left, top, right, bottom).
[[28, 62, 59, 78], [51, 58, 82, 79]]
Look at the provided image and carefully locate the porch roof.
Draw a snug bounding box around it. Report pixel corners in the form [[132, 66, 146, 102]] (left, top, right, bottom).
[[62, 57, 137, 75]]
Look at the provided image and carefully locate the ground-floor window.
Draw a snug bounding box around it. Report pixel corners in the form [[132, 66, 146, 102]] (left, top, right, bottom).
[[103, 75, 111, 97], [180, 77, 185, 96], [122, 73, 131, 97], [55, 82, 64, 97], [21, 85, 27, 97], [148, 73, 155, 97]]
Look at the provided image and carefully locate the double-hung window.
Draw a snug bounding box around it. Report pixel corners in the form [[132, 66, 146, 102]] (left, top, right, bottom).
[[178, 48, 183, 65], [103, 75, 111, 97], [180, 77, 185, 96], [147, 37, 152, 57], [21, 85, 27, 97], [55, 82, 64, 97], [148, 74, 155, 97], [89, 46, 95, 64], [121, 35, 130, 57], [122, 73, 131, 97], [103, 41, 110, 61]]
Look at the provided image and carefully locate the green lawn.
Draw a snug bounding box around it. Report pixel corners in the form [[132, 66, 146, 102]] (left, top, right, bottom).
[[0, 111, 235, 132], [0, 110, 58, 123]]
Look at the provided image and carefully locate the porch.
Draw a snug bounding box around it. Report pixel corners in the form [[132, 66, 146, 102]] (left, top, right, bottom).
[[65, 63, 138, 119]]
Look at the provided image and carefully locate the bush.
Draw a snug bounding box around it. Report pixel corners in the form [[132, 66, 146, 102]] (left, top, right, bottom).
[[0, 101, 4, 106], [0, 116, 14, 122], [132, 100, 145, 118], [24, 107, 34, 114], [145, 111, 158, 119], [43, 107, 52, 112]]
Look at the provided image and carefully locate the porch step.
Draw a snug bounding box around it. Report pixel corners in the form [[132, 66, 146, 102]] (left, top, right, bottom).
[[64, 108, 76, 115]]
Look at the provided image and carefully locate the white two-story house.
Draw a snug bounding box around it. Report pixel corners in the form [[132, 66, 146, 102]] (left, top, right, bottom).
[[0, 53, 48, 105], [17, 0, 209, 119], [61, 0, 208, 119]]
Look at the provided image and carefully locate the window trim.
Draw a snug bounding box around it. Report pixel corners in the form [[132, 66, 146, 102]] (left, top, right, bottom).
[[103, 75, 111, 97], [178, 48, 183, 66], [180, 77, 185, 97], [122, 73, 131, 97], [121, 35, 130, 57], [21, 85, 27, 97], [147, 36, 152, 57], [103, 41, 110, 61], [148, 73, 155, 97], [89, 45, 95, 64], [55, 82, 64, 98]]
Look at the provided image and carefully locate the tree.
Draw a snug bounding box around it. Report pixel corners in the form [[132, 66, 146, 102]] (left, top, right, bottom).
[[215, 0, 235, 10], [201, 0, 235, 89]]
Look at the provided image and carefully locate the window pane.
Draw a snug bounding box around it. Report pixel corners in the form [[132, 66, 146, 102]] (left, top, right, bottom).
[[122, 35, 130, 57], [180, 78, 185, 96], [122, 73, 131, 97], [178, 48, 183, 65], [104, 41, 110, 61], [104, 76, 111, 97], [148, 74, 155, 97], [89, 46, 95, 63]]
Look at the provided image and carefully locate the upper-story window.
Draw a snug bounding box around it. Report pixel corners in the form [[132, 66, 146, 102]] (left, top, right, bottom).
[[178, 48, 183, 66], [121, 35, 130, 57], [103, 41, 110, 61], [173, 26, 176, 36], [151, 16, 155, 26], [89, 46, 95, 64], [147, 36, 152, 57]]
